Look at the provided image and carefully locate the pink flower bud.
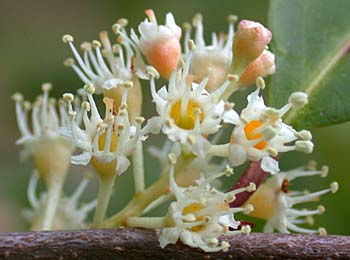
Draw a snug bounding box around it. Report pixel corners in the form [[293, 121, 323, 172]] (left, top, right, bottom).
[[238, 50, 276, 87], [190, 50, 231, 92], [232, 20, 272, 75], [138, 9, 182, 79]]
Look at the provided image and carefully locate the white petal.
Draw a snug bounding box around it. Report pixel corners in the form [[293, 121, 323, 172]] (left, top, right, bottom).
[[142, 116, 163, 135], [192, 135, 211, 158], [219, 214, 240, 229], [116, 155, 131, 175], [261, 156, 280, 174], [157, 86, 168, 99], [159, 227, 180, 248], [71, 152, 92, 165], [222, 109, 240, 125], [102, 78, 124, 90], [228, 144, 247, 166], [165, 13, 181, 38]]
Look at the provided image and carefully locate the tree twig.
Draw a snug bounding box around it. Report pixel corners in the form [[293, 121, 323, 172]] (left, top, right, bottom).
[[0, 228, 349, 259]]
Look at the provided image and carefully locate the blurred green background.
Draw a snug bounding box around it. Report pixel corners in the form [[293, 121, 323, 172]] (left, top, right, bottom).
[[0, 0, 349, 234]]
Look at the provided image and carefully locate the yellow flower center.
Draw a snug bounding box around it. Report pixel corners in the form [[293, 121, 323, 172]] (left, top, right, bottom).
[[169, 99, 204, 130], [182, 203, 205, 232], [91, 131, 119, 178], [244, 120, 267, 150]]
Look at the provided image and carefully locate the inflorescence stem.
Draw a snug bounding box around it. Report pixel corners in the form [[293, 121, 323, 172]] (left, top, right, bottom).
[[34, 176, 65, 230], [103, 153, 194, 228], [229, 160, 270, 207], [132, 142, 145, 193], [92, 175, 117, 228]]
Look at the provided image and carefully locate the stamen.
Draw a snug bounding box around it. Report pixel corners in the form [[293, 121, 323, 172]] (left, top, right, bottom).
[[256, 77, 265, 89], [192, 13, 205, 47], [243, 204, 254, 214], [145, 9, 157, 24]]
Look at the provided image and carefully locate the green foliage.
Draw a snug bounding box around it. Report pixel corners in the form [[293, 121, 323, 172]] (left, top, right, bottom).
[[268, 0, 350, 129]]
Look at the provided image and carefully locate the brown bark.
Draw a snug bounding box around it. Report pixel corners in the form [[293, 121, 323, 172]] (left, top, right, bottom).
[[0, 228, 349, 259]]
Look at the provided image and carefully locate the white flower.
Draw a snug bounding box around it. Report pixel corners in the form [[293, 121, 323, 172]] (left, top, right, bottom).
[[23, 172, 97, 230], [62, 23, 147, 94], [159, 155, 254, 252], [228, 84, 313, 174], [60, 83, 145, 175], [184, 14, 236, 92], [148, 55, 238, 158], [247, 163, 338, 235], [12, 84, 74, 180]]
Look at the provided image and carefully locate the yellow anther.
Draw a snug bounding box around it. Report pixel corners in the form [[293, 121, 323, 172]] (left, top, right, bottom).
[[92, 40, 102, 48], [41, 82, 52, 92], [84, 84, 95, 95], [256, 77, 265, 89], [12, 92, 23, 102], [227, 14, 238, 23], [168, 153, 177, 165], [182, 22, 192, 32], [63, 93, 74, 102], [62, 34, 74, 43], [80, 41, 92, 51], [64, 58, 75, 67]]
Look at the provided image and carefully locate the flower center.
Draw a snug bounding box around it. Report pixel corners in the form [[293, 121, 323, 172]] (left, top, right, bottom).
[[169, 99, 203, 130], [244, 120, 267, 150], [182, 203, 206, 232], [91, 131, 119, 177]]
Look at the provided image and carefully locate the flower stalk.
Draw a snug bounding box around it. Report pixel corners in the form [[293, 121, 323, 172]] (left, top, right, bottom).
[[103, 153, 195, 228]]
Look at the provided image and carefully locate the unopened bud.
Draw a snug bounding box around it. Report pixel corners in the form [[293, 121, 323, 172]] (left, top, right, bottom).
[[238, 50, 276, 87], [232, 20, 272, 75], [138, 11, 182, 79]]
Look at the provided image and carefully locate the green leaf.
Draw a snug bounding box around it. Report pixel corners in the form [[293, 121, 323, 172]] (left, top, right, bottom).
[[267, 0, 350, 129]]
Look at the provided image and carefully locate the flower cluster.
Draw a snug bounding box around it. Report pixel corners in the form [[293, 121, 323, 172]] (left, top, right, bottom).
[[23, 172, 96, 230], [247, 163, 338, 234], [159, 154, 254, 252], [12, 8, 339, 253]]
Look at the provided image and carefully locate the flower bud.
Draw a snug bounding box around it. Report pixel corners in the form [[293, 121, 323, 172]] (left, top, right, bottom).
[[103, 75, 142, 122], [232, 20, 272, 76], [138, 9, 182, 79], [190, 51, 231, 92], [245, 183, 278, 219], [238, 50, 276, 87]]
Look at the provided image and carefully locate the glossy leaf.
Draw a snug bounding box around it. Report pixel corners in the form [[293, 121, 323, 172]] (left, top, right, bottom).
[[267, 0, 350, 128]]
